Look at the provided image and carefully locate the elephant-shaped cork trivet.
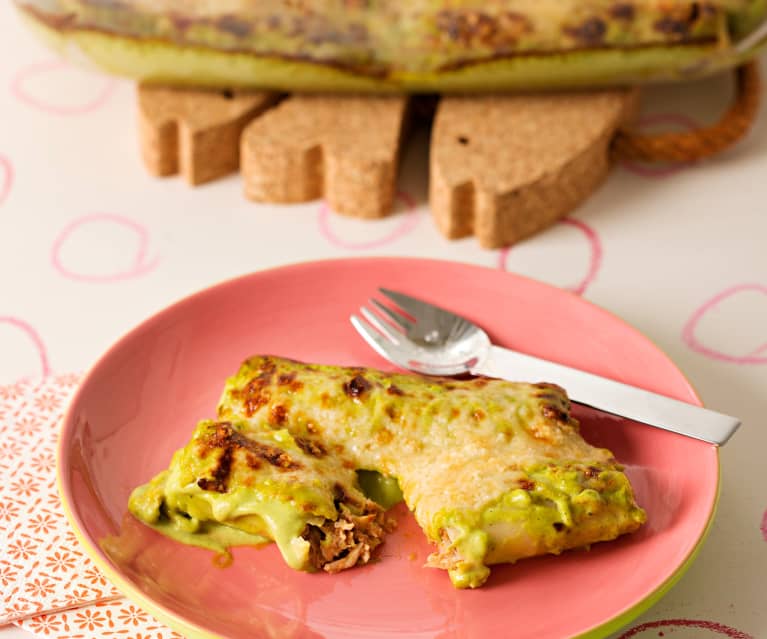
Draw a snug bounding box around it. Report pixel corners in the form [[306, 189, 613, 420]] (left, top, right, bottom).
[[137, 62, 759, 248]]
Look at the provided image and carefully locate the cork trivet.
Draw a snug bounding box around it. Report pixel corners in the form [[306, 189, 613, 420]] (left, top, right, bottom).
[[430, 90, 639, 248], [240, 95, 410, 219], [138, 85, 279, 186]]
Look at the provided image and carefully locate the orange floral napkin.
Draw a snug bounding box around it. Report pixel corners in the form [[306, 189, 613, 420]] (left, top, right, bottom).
[[15, 599, 183, 639], [0, 376, 122, 625], [0, 376, 200, 638]]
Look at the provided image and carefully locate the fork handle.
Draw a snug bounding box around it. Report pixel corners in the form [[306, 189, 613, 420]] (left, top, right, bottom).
[[473, 346, 740, 446]]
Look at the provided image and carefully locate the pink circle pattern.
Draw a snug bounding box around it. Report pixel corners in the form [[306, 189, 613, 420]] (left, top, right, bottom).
[[11, 60, 117, 116], [620, 113, 700, 178], [0, 317, 51, 379], [317, 191, 420, 250], [0, 155, 12, 206], [682, 284, 767, 365], [761, 509, 767, 542], [618, 618, 753, 638], [497, 218, 603, 296], [51, 213, 160, 282]]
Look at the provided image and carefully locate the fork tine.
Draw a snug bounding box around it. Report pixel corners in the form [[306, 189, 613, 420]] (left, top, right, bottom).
[[360, 306, 401, 344], [350, 315, 400, 364], [378, 288, 460, 322], [370, 299, 414, 332]]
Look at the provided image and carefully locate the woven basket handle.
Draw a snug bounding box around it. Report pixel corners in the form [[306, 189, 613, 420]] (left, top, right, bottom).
[[613, 61, 761, 163]]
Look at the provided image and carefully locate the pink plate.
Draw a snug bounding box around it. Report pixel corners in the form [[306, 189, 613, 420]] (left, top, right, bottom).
[[58, 257, 718, 639]]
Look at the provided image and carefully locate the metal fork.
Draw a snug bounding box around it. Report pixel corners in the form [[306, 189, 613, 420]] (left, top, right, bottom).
[[351, 288, 740, 446]]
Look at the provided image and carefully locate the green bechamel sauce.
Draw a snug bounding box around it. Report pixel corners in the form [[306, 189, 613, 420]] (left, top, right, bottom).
[[356, 470, 403, 510], [429, 462, 646, 587], [133, 467, 404, 564], [149, 518, 271, 554], [129, 469, 318, 571], [448, 529, 490, 589], [128, 472, 271, 553]]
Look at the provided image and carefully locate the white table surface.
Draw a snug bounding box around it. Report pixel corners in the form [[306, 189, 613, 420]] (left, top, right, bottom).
[[2, 3, 767, 638]]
